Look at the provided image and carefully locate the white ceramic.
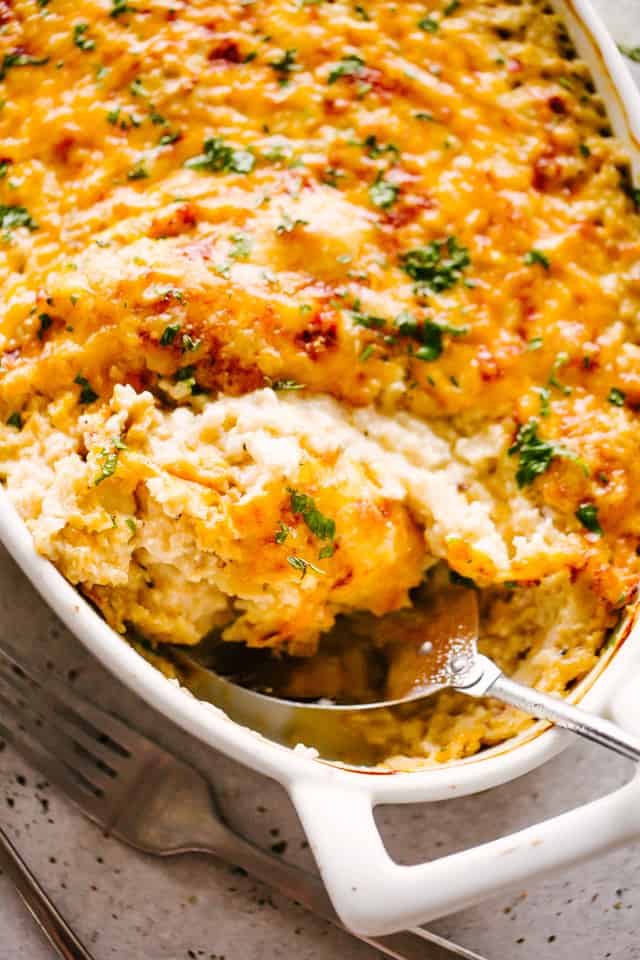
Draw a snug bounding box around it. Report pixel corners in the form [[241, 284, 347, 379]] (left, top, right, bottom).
[[2, 0, 640, 938]]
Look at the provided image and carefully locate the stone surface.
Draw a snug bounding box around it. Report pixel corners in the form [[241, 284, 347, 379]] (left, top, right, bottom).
[[2, 5, 640, 957]]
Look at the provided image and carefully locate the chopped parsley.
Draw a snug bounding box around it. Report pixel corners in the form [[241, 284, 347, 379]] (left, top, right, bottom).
[[287, 555, 325, 579], [418, 16, 439, 31], [0, 160, 8, 178], [268, 49, 301, 85], [159, 130, 181, 146], [348, 309, 386, 330], [537, 385, 551, 417], [270, 379, 305, 391], [6, 411, 22, 430], [37, 312, 53, 339], [175, 364, 196, 381], [0, 205, 38, 234], [354, 4, 371, 19], [619, 45, 640, 63], [94, 438, 127, 485], [288, 487, 336, 541], [328, 54, 367, 85], [359, 343, 375, 362], [361, 135, 400, 160], [369, 176, 398, 209], [527, 336, 544, 351], [508, 419, 584, 488], [275, 214, 308, 235], [110, 0, 136, 17], [608, 387, 626, 407], [181, 333, 201, 352], [575, 502, 602, 535], [73, 23, 95, 51], [126, 517, 137, 536], [524, 248, 551, 270], [275, 521, 291, 544], [74, 375, 98, 404], [184, 137, 255, 175], [127, 161, 149, 180], [0, 52, 50, 82], [444, 0, 460, 13], [548, 351, 571, 395], [229, 232, 252, 260], [400, 237, 470, 292], [410, 314, 468, 361]]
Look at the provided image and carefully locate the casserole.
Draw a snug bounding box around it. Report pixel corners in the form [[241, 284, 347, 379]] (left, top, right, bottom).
[[2, 0, 640, 937]]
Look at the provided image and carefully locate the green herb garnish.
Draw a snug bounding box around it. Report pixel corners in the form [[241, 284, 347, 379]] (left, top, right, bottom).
[[348, 310, 386, 330], [287, 555, 325, 579], [0, 52, 50, 82], [288, 487, 336, 541], [275, 214, 308, 235], [73, 23, 95, 51], [548, 351, 571, 395], [159, 131, 180, 146], [0, 205, 38, 234], [619, 45, 640, 63], [275, 521, 291, 544], [369, 176, 398, 209], [418, 16, 438, 31], [575, 502, 602, 535], [270, 379, 305, 391], [361, 135, 400, 160], [608, 387, 626, 407], [508, 419, 584, 488], [229, 232, 252, 260], [110, 0, 136, 17], [184, 137, 255, 175], [37, 312, 53, 339], [127, 161, 149, 180], [328, 54, 367, 84], [524, 249, 551, 270], [400, 237, 470, 292], [269, 49, 301, 85], [6, 411, 22, 430], [74, 374, 99, 404], [94, 438, 126, 485], [181, 333, 201, 352]]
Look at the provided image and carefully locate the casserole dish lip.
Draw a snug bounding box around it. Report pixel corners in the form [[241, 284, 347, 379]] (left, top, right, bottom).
[[0, 0, 637, 802]]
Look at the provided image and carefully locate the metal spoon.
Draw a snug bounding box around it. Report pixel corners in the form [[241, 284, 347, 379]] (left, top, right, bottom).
[[173, 587, 640, 763]]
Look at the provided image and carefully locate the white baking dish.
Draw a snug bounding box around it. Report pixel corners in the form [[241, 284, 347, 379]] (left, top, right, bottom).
[[2, 0, 640, 938]]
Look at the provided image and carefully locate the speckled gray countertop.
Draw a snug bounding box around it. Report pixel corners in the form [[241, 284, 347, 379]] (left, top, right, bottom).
[[2, 5, 640, 958]]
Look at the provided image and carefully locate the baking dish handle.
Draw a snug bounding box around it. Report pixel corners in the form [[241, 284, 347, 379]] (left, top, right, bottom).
[[290, 769, 640, 936]]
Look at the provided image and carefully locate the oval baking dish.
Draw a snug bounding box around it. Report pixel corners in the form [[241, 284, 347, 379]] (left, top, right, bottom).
[[1, 0, 640, 938]]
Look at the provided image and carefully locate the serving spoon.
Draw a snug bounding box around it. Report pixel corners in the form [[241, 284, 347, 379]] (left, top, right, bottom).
[[174, 586, 640, 762]]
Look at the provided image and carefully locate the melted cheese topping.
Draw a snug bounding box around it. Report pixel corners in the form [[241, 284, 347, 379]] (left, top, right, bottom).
[[1, 0, 639, 764]]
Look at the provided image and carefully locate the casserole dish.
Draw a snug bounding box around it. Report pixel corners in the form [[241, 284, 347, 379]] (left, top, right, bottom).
[[2, 0, 640, 938]]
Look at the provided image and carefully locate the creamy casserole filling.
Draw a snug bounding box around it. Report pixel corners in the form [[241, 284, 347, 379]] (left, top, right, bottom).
[[0, 0, 638, 766]]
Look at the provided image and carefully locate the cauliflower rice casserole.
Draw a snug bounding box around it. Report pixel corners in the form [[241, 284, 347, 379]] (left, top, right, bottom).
[[1, 0, 639, 768]]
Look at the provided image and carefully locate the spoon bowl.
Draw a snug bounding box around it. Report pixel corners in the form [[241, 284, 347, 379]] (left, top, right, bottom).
[[172, 585, 640, 765]]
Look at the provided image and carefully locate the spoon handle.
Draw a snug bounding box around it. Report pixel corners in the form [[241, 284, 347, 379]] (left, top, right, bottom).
[[463, 654, 640, 762]]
